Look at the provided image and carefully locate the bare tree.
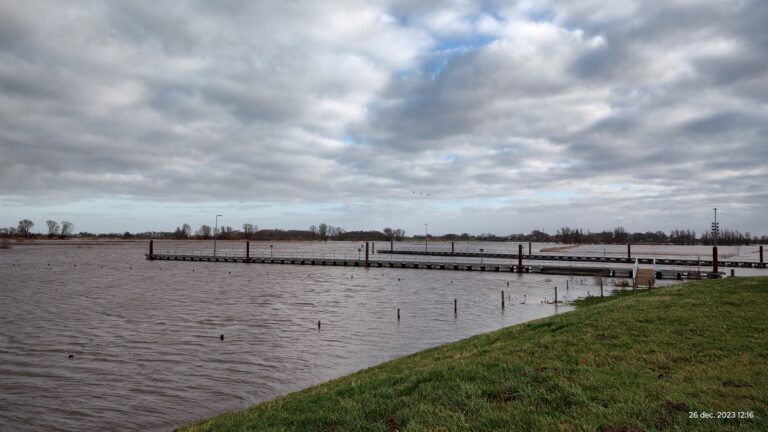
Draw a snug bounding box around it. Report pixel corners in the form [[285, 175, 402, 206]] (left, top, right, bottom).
[[383, 227, 394, 240], [17, 219, 34, 238], [196, 225, 212, 239], [60, 221, 74, 238], [318, 223, 328, 240], [182, 223, 191, 238], [242, 223, 257, 239], [46, 220, 60, 238]]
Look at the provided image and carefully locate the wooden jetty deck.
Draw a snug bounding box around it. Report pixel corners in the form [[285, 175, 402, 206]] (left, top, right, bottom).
[[376, 248, 766, 269], [144, 241, 722, 280]]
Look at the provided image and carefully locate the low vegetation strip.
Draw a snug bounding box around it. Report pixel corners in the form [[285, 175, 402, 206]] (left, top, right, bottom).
[[179, 278, 768, 432]]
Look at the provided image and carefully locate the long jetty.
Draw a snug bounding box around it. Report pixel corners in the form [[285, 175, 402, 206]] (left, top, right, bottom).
[[377, 245, 766, 269], [144, 241, 728, 279]]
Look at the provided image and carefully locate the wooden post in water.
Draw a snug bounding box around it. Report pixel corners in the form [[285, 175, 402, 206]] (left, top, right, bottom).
[[760, 245, 764, 265], [501, 291, 505, 309], [454, 299, 457, 314], [554, 286, 558, 304], [713, 246, 719, 276], [246, 241, 250, 261], [397, 308, 400, 321], [600, 280, 604, 298], [365, 242, 369, 267], [627, 244, 631, 261], [517, 244, 523, 273], [149, 240, 153, 257], [528, 242, 532, 256], [391, 240, 394, 251], [730, 269, 735, 277], [566, 280, 569, 290], [317, 320, 321, 330], [451, 241, 455, 253]]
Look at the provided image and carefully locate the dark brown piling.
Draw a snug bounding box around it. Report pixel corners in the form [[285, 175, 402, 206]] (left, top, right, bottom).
[[517, 244, 523, 273], [317, 320, 321, 330], [149, 240, 154, 258], [451, 241, 455, 253], [554, 286, 558, 304], [397, 308, 400, 321], [501, 291, 505, 309], [246, 241, 250, 261], [760, 245, 764, 264], [365, 242, 369, 267], [528, 242, 532, 256], [390, 240, 394, 251], [713, 246, 719, 275], [627, 244, 631, 260], [454, 299, 457, 314]]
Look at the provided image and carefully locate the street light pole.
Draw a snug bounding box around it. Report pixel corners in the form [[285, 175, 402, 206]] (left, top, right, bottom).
[[424, 223, 428, 253], [214, 214, 222, 257]]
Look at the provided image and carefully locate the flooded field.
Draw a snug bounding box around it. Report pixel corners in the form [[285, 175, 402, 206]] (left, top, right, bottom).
[[0, 240, 764, 431]]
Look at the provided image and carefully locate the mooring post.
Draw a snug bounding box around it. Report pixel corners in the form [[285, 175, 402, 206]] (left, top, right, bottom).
[[627, 244, 631, 261], [365, 242, 369, 267], [372, 242, 375, 252], [518, 244, 523, 273], [390, 240, 394, 251], [397, 308, 400, 321], [566, 280, 569, 290], [713, 246, 719, 276], [317, 320, 321, 330], [454, 298, 457, 314], [501, 291, 505, 309], [246, 241, 250, 261], [451, 241, 455, 253], [760, 245, 764, 264], [528, 241, 532, 256], [554, 286, 558, 304], [149, 239, 153, 258]]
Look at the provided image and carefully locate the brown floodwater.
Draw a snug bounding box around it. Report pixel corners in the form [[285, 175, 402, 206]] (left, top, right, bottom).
[[0, 240, 763, 431]]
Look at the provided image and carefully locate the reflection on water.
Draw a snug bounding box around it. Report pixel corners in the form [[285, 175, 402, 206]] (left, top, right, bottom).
[[0, 240, 762, 431]]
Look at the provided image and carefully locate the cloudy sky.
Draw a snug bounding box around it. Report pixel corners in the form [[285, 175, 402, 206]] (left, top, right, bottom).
[[1, 0, 766, 235]]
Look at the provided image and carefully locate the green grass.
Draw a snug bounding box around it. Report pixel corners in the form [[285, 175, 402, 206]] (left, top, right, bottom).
[[179, 277, 768, 431]]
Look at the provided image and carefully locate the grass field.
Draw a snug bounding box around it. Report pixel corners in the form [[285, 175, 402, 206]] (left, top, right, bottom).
[[178, 277, 768, 431]]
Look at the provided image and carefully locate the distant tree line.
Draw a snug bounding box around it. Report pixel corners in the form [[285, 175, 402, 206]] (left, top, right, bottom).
[[1, 219, 765, 245]]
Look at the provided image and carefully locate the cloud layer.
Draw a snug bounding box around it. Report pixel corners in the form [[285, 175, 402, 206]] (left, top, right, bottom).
[[1, 0, 766, 234]]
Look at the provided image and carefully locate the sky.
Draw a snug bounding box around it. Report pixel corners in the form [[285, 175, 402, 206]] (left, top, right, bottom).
[[1, 0, 767, 236]]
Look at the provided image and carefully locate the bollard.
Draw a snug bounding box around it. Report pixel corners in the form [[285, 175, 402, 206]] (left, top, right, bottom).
[[518, 244, 523, 273], [365, 242, 369, 267], [454, 299, 457, 314], [501, 291, 505, 309], [397, 308, 400, 321], [713, 246, 719, 276]]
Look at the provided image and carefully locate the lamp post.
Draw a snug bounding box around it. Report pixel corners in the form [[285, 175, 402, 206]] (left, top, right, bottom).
[[214, 214, 222, 257], [424, 223, 428, 253]]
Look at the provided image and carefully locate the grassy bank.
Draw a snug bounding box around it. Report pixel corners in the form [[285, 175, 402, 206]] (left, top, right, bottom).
[[180, 278, 767, 431]]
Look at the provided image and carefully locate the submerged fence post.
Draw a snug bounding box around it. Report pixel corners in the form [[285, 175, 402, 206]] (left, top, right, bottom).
[[518, 244, 523, 273], [365, 242, 369, 267], [713, 246, 719, 276]]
